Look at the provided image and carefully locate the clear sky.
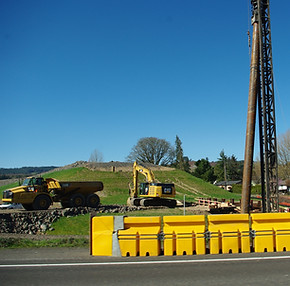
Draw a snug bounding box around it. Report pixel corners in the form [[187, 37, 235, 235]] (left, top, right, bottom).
[[1, 0, 289, 168]]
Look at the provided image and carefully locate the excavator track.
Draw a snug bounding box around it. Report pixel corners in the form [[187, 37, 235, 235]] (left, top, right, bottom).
[[127, 197, 176, 208]]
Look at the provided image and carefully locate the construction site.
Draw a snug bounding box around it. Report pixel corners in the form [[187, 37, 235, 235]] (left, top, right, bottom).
[[0, 1, 289, 285]]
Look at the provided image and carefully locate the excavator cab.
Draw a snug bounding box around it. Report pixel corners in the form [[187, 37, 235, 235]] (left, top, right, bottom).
[[139, 182, 175, 197], [139, 182, 149, 196]]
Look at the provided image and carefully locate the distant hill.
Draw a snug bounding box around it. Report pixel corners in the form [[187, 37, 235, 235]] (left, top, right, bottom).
[[0, 166, 58, 180]]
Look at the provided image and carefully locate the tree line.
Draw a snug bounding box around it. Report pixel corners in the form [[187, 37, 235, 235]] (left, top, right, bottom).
[[0, 166, 57, 180], [124, 130, 289, 184], [125, 135, 243, 183]]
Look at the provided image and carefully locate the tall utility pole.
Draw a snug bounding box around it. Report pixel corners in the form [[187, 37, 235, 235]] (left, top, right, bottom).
[[241, 0, 279, 213]]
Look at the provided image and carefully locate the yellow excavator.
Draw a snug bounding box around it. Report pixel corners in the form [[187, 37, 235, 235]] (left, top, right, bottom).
[[127, 161, 176, 208]]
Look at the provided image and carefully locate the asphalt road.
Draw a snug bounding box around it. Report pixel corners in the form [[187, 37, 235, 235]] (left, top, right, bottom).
[[1, 248, 290, 286]]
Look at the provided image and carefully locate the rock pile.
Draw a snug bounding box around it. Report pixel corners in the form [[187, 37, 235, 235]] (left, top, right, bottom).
[[0, 205, 141, 235]]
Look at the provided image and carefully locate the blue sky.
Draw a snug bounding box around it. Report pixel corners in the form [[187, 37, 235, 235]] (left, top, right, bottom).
[[1, 0, 289, 168]]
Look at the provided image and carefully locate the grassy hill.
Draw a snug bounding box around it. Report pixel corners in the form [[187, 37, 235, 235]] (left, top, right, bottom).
[[44, 166, 241, 204], [0, 166, 241, 204]]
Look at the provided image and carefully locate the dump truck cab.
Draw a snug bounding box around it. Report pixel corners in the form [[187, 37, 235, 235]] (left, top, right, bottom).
[[22, 177, 49, 193]]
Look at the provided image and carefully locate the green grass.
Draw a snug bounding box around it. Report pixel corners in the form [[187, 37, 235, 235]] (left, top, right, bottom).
[[0, 237, 88, 248], [44, 167, 132, 205], [47, 214, 90, 235], [153, 169, 241, 201], [232, 184, 261, 195]]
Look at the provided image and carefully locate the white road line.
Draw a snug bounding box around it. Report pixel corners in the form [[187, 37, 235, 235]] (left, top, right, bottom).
[[1, 255, 290, 268]]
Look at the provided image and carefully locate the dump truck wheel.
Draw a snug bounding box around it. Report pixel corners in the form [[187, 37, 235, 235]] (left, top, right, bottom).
[[22, 203, 33, 211], [69, 194, 85, 208], [86, 194, 100, 208], [32, 195, 51, 210]]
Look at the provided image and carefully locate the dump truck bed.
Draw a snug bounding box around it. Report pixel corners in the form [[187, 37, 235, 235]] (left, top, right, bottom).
[[56, 181, 103, 195]]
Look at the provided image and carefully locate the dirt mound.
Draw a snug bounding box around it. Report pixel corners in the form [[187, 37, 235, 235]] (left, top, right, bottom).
[[55, 161, 174, 173]]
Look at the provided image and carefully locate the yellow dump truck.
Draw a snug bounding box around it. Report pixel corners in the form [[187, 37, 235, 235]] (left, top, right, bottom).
[[2, 177, 103, 210]]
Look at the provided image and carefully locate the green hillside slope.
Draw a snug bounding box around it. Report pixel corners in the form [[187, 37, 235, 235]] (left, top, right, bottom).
[[44, 167, 241, 204], [1, 166, 241, 204]]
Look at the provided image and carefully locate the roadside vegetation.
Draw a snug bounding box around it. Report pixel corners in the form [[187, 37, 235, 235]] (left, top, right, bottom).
[[0, 237, 88, 248]]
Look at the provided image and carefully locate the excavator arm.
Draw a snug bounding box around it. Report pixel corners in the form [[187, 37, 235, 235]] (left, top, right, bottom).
[[133, 161, 155, 182], [129, 161, 156, 198]]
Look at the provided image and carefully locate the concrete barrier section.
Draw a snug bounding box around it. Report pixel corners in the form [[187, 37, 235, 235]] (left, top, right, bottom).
[[251, 213, 290, 252], [118, 216, 161, 256], [274, 213, 290, 252], [163, 215, 206, 256], [208, 214, 250, 254], [91, 216, 114, 256]]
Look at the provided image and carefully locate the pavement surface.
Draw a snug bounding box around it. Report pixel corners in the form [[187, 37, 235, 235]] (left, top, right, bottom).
[[1, 248, 290, 285]]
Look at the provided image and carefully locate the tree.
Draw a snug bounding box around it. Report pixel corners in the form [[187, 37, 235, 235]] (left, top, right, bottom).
[[214, 150, 243, 182], [89, 149, 103, 162], [193, 158, 216, 183], [126, 137, 174, 165], [182, 156, 191, 173], [173, 136, 191, 172], [227, 155, 243, 180], [214, 150, 227, 182], [175, 135, 184, 170], [278, 129, 290, 180]]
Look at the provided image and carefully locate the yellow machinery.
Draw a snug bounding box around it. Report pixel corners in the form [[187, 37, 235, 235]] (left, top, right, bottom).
[[2, 177, 103, 210], [127, 161, 176, 208]]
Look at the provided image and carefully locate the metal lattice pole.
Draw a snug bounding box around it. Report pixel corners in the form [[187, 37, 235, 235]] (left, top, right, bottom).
[[257, 0, 279, 212], [241, 0, 278, 213]]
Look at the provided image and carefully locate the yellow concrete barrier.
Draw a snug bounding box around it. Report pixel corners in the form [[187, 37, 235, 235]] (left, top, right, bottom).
[[251, 213, 290, 252], [118, 216, 161, 256], [163, 215, 206, 256], [91, 213, 290, 257], [251, 213, 275, 252], [91, 216, 114, 256], [208, 214, 250, 254], [274, 213, 290, 252]]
